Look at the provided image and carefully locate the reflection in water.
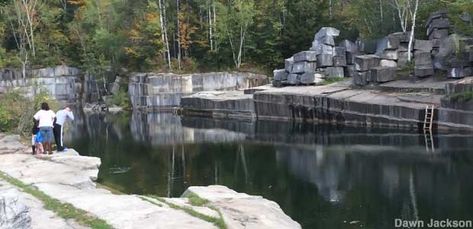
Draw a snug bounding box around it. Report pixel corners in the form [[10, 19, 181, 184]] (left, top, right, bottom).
[[65, 111, 473, 228], [130, 111, 246, 144]]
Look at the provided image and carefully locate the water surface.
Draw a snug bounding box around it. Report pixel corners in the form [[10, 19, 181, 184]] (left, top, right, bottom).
[[65, 111, 473, 228]]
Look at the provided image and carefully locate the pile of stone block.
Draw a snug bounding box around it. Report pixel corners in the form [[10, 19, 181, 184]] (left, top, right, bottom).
[[426, 10, 450, 55], [353, 54, 381, 86], [353, 33, 407, 86], [273, 27, 358, 87], [428, 10, 473, 79], [413, 39, 434, 78]]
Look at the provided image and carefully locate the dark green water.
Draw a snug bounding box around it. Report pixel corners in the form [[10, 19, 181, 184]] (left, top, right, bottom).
[[65, 111, 473, 228]]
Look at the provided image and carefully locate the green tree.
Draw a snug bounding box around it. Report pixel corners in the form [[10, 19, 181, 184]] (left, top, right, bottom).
[[280, 0, 330, 59], [216, 0, 256, 69]]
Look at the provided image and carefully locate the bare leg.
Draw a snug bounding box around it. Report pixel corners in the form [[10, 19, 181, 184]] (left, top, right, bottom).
[[43, 142, 48, 154], [45, 142, 50, 155], [48, 142, 53, 155]]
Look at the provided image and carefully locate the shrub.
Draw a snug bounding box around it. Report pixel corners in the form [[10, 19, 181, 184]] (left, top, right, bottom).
[[106, 89, 131, 109], [0, 89, 59, 136], [449, 91, 473, 102]]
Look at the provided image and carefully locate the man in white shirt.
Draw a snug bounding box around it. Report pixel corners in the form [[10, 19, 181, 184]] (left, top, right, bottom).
[[53, 107, 74, 152]]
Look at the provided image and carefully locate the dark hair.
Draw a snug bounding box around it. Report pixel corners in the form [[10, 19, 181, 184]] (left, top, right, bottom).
[[41, 102, 50, 111]]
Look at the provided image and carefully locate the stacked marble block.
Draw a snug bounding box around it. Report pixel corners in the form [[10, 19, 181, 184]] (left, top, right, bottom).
[[426, 10, 450, 55], [353, 32, 410, 86], [273, 27, 357, 86], [413, 39, 435, 78], [275, 51, 321, 86]]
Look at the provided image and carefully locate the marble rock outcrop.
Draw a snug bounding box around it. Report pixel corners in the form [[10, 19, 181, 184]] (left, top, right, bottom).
[[182, 185, 301, 229]]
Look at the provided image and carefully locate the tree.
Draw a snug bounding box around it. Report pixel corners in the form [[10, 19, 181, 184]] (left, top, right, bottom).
[[391, 0, 409, 32], [1, 0, 42, 77], [157, 0, 172, 70], [124, 1, 164, 70], [217, 0, 256, 69], [245, 0, 285, 70]]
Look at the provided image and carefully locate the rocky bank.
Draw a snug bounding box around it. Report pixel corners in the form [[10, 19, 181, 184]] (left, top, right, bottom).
[[0, 133, 300, 229]]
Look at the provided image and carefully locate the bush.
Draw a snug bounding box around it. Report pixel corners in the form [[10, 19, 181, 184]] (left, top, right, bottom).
[[449, 91, 473, 102], [106, 90, 131, 109], [0, 89, 59, 136]]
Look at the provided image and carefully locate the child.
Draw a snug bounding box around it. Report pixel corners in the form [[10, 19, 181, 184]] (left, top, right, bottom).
[[34, 131, 44, 155], [31, 120, 39, 155]]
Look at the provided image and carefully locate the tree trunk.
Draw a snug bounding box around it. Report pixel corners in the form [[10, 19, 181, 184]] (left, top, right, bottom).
[[407, 0, 419, 62], [393, 0, 408, 32], [329, 0, 333, 18], [176, 0, 182, 70], [213, 3, 217, 51], [158, 0, 172, 70], [209, 5, 213, 51], [237, 25, 245, 69], [163, 0, 172, 70], [23, 0, 37, 57], [379, 0, 383, 21]]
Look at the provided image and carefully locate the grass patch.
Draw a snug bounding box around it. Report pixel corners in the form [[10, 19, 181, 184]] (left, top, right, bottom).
[[0, 171, 111, 229], [147, 195, 227, 229], [321, 77, 346, 85], [186, 193, 210, 207], [138, 196, 164, 207]]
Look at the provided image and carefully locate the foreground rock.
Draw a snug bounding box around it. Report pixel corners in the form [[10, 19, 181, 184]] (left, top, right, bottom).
[[0, 134, 300, 229], [183, 186, 301, 229], [0, 151, 216, 229], [0, 180, 86, 229], [0, 186, 31, 229]]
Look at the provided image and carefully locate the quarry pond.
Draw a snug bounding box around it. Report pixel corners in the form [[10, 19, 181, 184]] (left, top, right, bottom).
[[65, 111, 473, 228]]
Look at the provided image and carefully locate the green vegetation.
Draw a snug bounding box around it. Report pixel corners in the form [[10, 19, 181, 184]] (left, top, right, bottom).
[[0, 171, 111, 229], [186, 193, 210, 206], [449, 91, 473, 102], [147, 195, 227, 229], [139, 196, 164, 207], [105, 90, 131, 109], [0, 89, 58, 135], [321, 77, 346, 85], [397, 61, 415, 79], [0, 0, 471, 75]]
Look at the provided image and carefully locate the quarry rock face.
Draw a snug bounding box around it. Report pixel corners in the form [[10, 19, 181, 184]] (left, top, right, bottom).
[[129, 72, 268, 108]]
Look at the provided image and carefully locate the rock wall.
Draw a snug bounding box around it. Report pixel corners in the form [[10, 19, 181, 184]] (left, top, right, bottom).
[[0, 66, 80, 102], [254, 86, 424, 129], [128, 72, 268, 108], [438, 78, 473, 129], [181, 91, 256, 120]]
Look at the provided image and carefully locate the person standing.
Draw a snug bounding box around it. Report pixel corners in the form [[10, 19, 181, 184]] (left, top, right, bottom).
[[54, 107, 74, 152], [33, 103, 56, 155], [31, 119, 39, 155]]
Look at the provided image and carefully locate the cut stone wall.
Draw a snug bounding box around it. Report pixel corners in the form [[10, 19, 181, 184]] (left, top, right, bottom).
[[0, 66, 80, 102], [254, 86, 424, 129], [128, 72, 268, 108], [181, 91, 256, 120]]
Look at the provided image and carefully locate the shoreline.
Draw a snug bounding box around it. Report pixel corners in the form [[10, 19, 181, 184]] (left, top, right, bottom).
[[0, 133, 301, 229]]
